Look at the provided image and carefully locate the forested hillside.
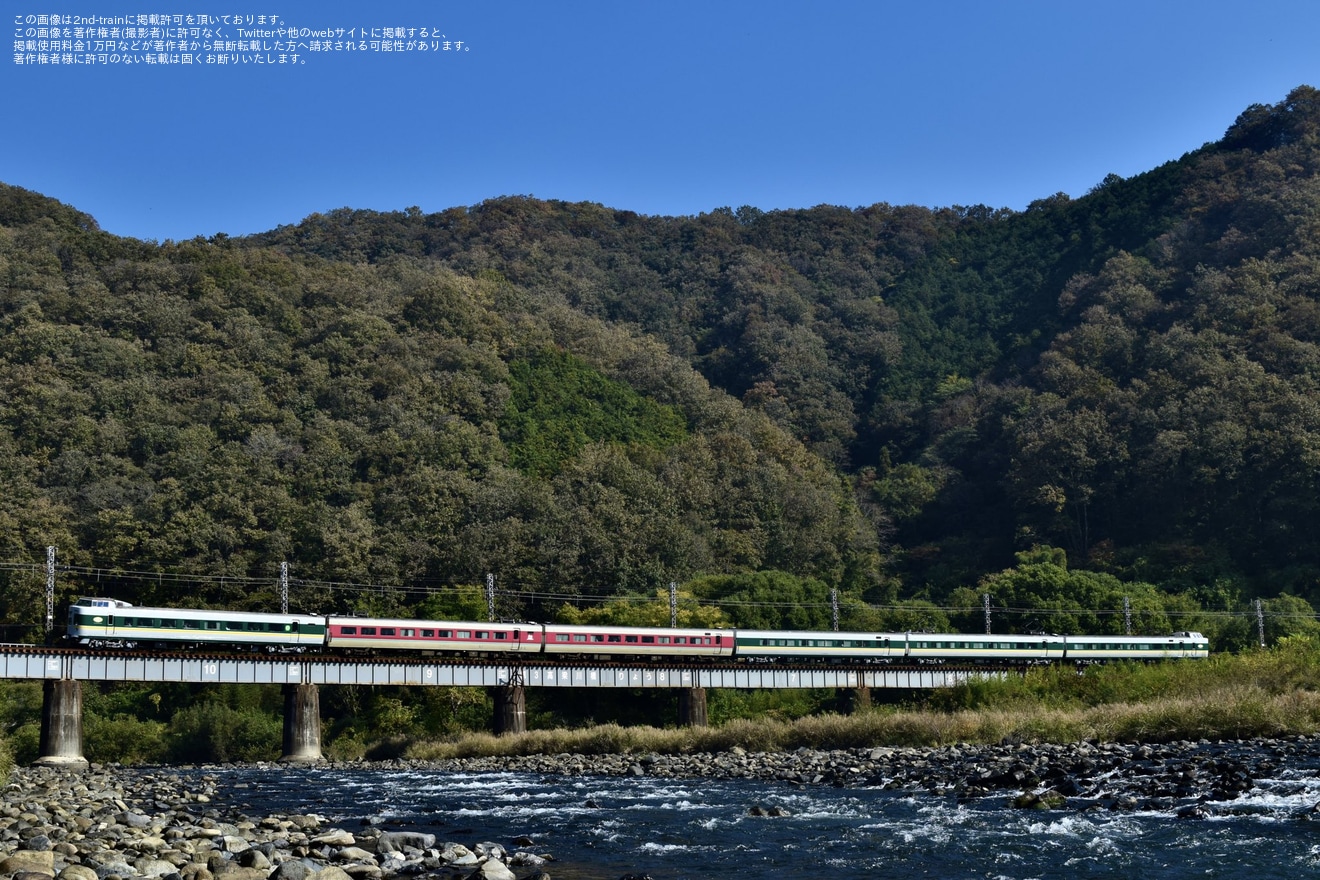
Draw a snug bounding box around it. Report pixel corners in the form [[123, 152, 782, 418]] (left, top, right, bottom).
[[6, 86, 1320, 646]]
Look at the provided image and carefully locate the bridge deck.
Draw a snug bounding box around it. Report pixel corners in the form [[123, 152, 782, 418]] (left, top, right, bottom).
[[2, 647, 994, 689]]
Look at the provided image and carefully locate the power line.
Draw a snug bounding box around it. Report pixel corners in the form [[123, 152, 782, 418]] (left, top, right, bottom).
[[2, 558, 1316, 624]]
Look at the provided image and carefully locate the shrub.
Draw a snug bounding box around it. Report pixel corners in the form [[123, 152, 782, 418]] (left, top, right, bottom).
[[167, 702, 282, 762]]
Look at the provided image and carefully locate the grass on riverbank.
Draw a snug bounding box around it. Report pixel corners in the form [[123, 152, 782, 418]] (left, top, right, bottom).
[[404, 636, 1320, 759]]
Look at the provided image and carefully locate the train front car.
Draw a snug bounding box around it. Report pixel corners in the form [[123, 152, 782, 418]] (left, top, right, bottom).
[[1062, 631, 1210, 663], [324, 617, 542, 655], [732, 630, 906, 663], [539, 624, 732, 659], [66, 598, 325, 651], [66, 597, 132, 646]]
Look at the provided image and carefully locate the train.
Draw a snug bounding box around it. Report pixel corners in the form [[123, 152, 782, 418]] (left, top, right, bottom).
[[64, 597, 1210, 665]]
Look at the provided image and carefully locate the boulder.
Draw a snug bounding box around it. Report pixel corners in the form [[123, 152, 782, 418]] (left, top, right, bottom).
[[1, 850, 56, 875], [375, 832, 435, 854], [467, 861, 515, 880], [57, 867, 99, 880]]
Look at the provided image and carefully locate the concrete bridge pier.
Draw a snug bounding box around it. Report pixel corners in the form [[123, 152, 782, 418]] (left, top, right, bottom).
[[493, 684, 526, 735], [280, 683, 323, 764], [679, 686, 708, 727], [36, 679, 89, 769], [848, 685, 872, 713]]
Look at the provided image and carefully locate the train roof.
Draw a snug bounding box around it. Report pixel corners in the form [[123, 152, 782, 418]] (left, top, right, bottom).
[[542, 623, 730, 637], [73, 599, 322, 622]]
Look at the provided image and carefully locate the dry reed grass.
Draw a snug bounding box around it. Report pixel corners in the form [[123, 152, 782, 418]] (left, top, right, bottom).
[[404, 639, 1320, 760]]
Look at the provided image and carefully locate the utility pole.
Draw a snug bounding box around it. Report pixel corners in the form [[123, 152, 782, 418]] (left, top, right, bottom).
[[983, 594, 992, 634], [1256, 598, 1266, 648], [1123, 596, 1131, 636], [280, 562, 289, 614], [669, 582, 677, 628], [486, 573, 496, 622], [831, 586, 839, 632], [45, 546, 56, 642]]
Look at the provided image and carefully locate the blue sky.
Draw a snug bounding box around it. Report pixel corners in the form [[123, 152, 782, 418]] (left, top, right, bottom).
[[7, 1, 1320, 242]]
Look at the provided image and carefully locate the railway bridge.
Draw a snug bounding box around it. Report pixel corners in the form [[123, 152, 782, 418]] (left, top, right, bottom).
[[1, 646, 992, 767]]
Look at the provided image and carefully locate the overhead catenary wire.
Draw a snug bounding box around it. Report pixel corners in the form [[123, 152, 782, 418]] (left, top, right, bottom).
[[0, 559, 1310, 625]]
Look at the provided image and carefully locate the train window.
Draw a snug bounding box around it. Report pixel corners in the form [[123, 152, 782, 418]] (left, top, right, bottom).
[[675, 637, 686, 644], [437, 630, 450, 638], [573, 635, 587, 642], [591, 635, 605, 642], [362, 627, 377, 636], [555, 634, 570, 642], [608, 635, 622, 643], [476, 632, 490, 639], [642, 636, 655, 644], [402, 629, 415, 637], [341, 626, 357, 635], [625, 635, 639, 643], [659, 637, 670, 644], [458, 631, 472, 639], [381, 628, 396, 636], [496, 632, 508, 639], [422, 630, 434, 638]]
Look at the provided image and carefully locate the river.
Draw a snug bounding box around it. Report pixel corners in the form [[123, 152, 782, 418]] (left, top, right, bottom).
[[200, 756, 1320, 879]]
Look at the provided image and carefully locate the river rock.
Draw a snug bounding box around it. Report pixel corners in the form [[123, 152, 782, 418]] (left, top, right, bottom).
[[333, 847, 376, 864], [1, 849, 55, 875], [468, 860, 516, 880], [133, 857, 180, 877], [308, 867, 353, 880], [57, 866, 98, 880], [375, 832, 434, 854]]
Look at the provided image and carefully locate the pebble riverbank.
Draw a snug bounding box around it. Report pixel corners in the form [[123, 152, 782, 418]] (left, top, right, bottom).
[[0, 766, 553, 880], [3, 736, 1320, 880]]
